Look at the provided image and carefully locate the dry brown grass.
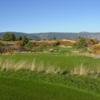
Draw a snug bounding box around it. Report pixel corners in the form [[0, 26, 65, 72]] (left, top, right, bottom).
[[0, 60, 100, 77], [92, 43, 100, 54]]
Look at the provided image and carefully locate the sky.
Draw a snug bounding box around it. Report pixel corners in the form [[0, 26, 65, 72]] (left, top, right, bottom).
[[0, 0, 100, 33]]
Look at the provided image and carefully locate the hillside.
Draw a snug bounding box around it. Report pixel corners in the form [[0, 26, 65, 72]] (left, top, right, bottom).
[[1, 32, 100, 40]]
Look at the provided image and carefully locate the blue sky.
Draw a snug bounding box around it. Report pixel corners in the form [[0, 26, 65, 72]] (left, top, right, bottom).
[[0, 0, 100, 33]]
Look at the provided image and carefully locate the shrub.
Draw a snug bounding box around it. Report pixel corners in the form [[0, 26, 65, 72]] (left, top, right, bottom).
[[3, 32, 16, 41], [25, 42, 33, 50], [92, 43, 100, 54], [0, 41, 4, 47], [75, 38, 87, 49], [22, 36, 29, 46]]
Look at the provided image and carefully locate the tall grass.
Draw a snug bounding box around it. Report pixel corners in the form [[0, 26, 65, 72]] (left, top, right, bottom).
[[0, 53, 100, 77]]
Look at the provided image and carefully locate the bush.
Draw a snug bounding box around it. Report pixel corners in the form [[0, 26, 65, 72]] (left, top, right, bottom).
[[75, 38, 87, 49], [22, 36, 29, 46], [15, 36, 30, 48], [3, 32, 16, 41], [25, 42, 33, 50], [92, 43, 100, 54]]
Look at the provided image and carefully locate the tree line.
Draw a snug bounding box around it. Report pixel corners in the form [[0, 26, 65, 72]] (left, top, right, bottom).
[[2, 32, 28, 41], [1, 32, 30, 48]]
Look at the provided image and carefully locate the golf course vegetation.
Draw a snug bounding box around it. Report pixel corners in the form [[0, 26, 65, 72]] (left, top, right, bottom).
[[0, 32, 100, 100], [0, 53, 100, 100], [0, 53, 100, 76]]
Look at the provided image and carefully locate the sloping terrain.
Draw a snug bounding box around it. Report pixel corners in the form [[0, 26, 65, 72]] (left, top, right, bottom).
[[0, 71, 100, 100]]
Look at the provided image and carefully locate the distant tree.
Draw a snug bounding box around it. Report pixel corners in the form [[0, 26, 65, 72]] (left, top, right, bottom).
[[17, 36, 23, 41], [22, 36, 29, 46], [16, 36, 29, 47], [3, 32, 16, 41], [25, 42, 33, 50], [75, 38, 87, 48]]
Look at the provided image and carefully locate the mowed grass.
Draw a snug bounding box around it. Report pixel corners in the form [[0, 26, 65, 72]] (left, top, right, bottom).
[[0, 53, 100, 68], [0, 53, 100, 75], [0, 71, 100, 100], [0, 52, 100, 100]]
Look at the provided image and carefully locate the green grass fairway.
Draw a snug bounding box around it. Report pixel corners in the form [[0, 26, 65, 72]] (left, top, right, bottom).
[[0, 73, 100, 100], [0, 53, 100, 100]]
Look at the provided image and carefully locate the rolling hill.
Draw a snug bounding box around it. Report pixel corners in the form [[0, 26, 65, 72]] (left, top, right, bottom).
[[0, 32, 100, 40]]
